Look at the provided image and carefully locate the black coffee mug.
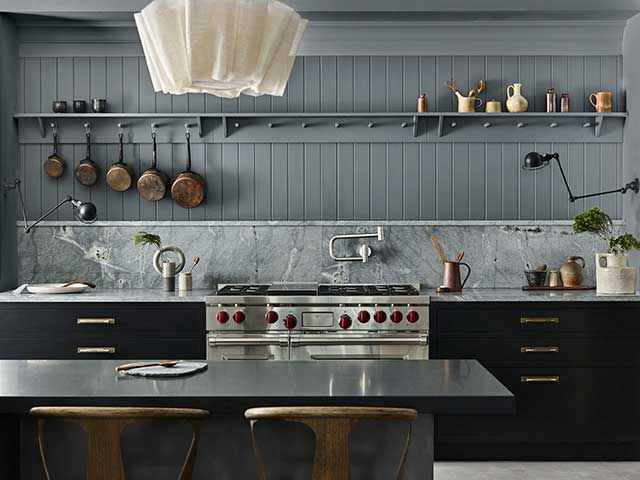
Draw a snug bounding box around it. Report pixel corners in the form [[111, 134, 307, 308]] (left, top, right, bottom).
[[91, 98, 107, 113], [73, 100, 87, 113]]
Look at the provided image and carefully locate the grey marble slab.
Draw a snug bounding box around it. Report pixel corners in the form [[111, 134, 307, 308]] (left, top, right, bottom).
[[0, 359, 514, 415], [16, 224, 611, 289]]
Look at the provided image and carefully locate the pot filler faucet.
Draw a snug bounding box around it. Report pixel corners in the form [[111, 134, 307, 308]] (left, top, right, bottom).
[[329, 227, 384, 263]]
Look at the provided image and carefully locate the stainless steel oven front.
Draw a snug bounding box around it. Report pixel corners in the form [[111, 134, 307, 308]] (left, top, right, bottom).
[[289, 333, 429, 361], [207, 333, 289, 361]]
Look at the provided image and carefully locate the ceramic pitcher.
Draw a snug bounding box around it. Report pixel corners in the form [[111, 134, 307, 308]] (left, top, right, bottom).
[[506, 83, 528, 113], [559, 256, 585, 287]]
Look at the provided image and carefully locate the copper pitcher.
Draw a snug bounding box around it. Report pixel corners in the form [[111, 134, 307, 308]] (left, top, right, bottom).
[[441, 261, 471, 292]]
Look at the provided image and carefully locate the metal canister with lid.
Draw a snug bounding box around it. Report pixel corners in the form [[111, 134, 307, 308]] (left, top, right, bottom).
[[417, 94, 427, 112], [546, 88, 557, 112], [560, 93, 570, 112]]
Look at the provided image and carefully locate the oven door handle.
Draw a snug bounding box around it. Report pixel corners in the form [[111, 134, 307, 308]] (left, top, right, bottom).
[[291, 334, 428, 347], [208, 335, 289, 347]]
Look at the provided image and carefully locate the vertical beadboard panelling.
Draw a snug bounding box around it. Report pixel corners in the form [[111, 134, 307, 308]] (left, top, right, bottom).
[[17, 54, 624, 221]]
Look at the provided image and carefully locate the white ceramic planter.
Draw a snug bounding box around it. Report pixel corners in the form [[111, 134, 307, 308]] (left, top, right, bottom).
[[595, 253, 638, 295]]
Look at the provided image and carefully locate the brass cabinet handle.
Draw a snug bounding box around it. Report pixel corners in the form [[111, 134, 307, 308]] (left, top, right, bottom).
[[77, 347, 116, 354], [520, 346, 560, 353], [521, 375, 560, 383], [520, 317, 559, 324], [77, 318, 116, 325]]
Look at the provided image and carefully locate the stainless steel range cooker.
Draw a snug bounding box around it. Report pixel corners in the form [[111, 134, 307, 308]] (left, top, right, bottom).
[[205, 283, 429, 361]]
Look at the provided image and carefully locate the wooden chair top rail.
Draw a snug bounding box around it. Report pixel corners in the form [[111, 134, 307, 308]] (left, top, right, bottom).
[[245, 406, 417, 421], [30, 406, 210, 420]]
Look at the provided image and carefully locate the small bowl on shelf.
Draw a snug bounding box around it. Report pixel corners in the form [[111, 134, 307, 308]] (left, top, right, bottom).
[[525, 270, 548, 287], [91, 98, 107, 113], [73, 100, 87, 113], [52, 101, 67, 113]]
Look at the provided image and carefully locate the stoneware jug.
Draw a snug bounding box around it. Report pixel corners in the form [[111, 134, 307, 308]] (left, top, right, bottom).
[[596, 253, 637, 295], [559, 256, 585, 287], [506, 83, 528, 113]]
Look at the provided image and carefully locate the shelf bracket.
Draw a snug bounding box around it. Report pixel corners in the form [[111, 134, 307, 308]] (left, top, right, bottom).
[[37, 117, 46, 138], [594, 115, 604, 137], [412, 115, 419, 137], [222, 116, 228, 138], [437, 115, 444, 138], [196, 116, 204, 138]]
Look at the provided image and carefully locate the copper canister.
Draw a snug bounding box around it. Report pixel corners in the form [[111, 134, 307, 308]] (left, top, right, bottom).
[[560, 93, 569, 112], [546, 88, 557, 112], [417, 94, 427, 112]]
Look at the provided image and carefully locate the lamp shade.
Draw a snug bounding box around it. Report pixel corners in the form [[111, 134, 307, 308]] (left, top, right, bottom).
[[136, 0, 308, 98], [523, 152, 549, 171]]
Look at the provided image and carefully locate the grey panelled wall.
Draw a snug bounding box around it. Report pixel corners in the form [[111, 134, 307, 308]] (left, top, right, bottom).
[[16, 55, 624, 221], [0, 14, 17, 291]]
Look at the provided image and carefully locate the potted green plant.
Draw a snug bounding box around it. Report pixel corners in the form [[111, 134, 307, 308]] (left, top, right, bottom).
[[572, 207, 640, 294]]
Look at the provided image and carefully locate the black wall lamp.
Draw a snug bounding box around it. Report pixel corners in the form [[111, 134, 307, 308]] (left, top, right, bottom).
[[522, 152, 639, 203], [2, 179, 97, 233]]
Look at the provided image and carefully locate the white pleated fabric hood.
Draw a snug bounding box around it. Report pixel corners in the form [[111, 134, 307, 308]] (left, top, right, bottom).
[[136, 0, 307, 98]]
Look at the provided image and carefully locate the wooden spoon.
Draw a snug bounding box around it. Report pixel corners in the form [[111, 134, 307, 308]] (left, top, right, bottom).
[[455, 251, 465, 263], [431, 235, 448, 263], [188, 256, 200, 274], [61, 281, 96, 288], [115, 360, 178, 372]]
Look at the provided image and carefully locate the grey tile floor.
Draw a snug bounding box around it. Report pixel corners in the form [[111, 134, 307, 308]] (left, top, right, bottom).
[[435, 462, 640, 479]]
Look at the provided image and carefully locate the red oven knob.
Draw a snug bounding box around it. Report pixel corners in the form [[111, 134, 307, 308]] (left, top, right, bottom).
[[266, 311, 279, 324], [357, 311, 371, 323], [284, 314, 297, 330], [390, 311, 403, 323], [339, 314, 352, 330], [407, 310, 420, 323], [216, 311, 229, 324], [233, 311, 246, 324], [374, 311, 387, 323]]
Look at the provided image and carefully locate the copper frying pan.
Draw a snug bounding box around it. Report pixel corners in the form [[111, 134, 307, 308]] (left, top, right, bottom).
[[171, 126, 205, 209], [137, 126, 169, 201]]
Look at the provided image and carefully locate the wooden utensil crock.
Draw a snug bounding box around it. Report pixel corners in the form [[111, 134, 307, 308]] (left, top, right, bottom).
[[43, 125, 64, 178], [106, 127, 135, 192], [74, 124, 100, 186], [171, 127, 205, 209], [137, 128, 169, 201]]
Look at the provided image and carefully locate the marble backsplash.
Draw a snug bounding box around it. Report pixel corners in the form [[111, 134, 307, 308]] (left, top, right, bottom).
[[16, 223, 607, 289]]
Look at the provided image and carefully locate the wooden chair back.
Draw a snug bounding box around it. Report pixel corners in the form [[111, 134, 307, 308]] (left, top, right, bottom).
[[244, 406, 417, 480], [30, 406, 209, 480]]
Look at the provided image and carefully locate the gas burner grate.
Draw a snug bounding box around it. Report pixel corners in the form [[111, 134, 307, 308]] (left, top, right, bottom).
[[317, 284, 420, 296], [216, 285, 270, 295]]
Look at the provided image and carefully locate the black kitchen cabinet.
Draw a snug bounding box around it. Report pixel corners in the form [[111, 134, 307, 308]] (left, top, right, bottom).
[[431, 302, 640, 460], [0, 303, 205, 360]]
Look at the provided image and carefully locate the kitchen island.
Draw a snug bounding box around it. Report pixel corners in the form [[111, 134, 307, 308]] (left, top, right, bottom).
[[1, 359, 512, 479]]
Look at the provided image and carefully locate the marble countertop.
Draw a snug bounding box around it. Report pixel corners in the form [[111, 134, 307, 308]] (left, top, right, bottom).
[[0, 288, 211, 302], [1, 287, 639, 303], [425, 288, 640, 302], [0, 359, 513, 414]]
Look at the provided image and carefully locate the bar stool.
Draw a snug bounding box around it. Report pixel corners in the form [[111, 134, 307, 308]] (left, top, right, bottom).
[[245, 406, 417, 480], [30, 406, 209, 480]]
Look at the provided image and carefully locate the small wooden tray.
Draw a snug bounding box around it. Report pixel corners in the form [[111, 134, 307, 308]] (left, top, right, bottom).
[[522, 285, 595, 291]]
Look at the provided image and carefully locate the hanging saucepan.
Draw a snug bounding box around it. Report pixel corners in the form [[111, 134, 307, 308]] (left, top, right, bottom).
[[106, 124, 135, 192], [137, 126, 169, 201], [43, 123, 64, 178], [171, 126, 205, 209], [74, 123, 100, 186]]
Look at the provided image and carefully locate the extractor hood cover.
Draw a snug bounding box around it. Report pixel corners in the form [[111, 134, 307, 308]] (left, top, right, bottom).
[[135, 0, 308, 98]]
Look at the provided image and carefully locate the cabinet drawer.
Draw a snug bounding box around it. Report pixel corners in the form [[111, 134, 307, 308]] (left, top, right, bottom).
[[0, 335, 204, 360], [0, 304, 204, 336], [436, 304, 640, 337], [437, 366, 640, 445], [437, 337, 640, 364]]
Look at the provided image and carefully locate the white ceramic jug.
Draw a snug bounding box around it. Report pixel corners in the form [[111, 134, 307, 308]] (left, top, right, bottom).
[[506, 83, 529, 113]]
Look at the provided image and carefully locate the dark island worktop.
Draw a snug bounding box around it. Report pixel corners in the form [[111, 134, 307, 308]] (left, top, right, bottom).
[[0, 359, 513, 415]]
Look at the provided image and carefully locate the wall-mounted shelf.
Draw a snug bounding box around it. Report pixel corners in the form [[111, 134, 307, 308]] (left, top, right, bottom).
[[13, 111, 627, 144]]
